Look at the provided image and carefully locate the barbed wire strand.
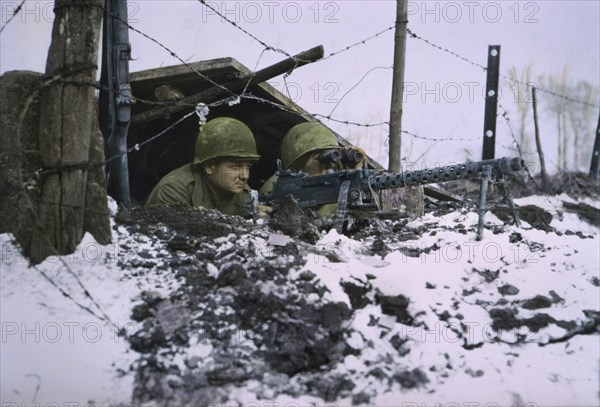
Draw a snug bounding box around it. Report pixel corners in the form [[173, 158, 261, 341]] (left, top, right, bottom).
[[0, 0, 25, 35], [197, 0, 293, 59], [321, 26, 395, 61], [11, 191, 120, 329], [33, 266, 106, 321], [497, 103, 542, 190], [238, 47, 271, 97], [401, 129, 480, 142], [407, 28, 600, 109], [106, 9, 237, 98]]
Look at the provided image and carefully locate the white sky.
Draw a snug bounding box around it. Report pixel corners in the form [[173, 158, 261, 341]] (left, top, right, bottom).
[[1, 0, 599, 170]]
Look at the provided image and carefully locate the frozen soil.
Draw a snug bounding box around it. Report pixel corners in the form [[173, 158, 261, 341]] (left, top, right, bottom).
[[113, 188, 599, 406], [2, 178, 599, 406]]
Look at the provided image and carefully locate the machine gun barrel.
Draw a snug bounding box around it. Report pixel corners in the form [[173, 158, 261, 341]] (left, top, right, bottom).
[[368, 157, 525, 191], [261, 156, 525, 235]]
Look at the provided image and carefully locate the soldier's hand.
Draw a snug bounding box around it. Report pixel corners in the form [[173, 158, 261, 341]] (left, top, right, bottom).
[[257, 204, 274, 218]]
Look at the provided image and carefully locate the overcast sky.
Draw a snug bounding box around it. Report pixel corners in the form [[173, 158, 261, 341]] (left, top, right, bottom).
[[1, 0, 599, 170]]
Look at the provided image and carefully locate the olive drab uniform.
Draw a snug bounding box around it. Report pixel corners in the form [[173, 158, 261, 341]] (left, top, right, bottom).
[[144, 164, 253, 215], [144, 117, 260, 215]]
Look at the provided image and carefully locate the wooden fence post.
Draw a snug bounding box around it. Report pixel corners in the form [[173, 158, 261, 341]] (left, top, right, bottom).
[[389, 0, 408, 172], [32, 0, 110, 262]]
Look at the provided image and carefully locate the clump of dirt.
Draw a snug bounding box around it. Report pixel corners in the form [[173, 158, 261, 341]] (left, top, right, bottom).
[[562, 201, 600, 227], [521, 295, 553, 310], [488, 308, 556, 333], [545, 172, 600, 199], [377, 293, 413, 325], [268, 195, 321, 243], [117, 206, 254, 239], [492, 204, 553, 232]]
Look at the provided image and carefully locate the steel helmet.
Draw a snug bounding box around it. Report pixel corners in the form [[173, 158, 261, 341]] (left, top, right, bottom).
[[280, 122, 339, 168], [194, 117, 260, 164]]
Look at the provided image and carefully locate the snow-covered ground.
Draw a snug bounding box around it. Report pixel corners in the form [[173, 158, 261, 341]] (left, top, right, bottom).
[[1, 194, 598, 406]]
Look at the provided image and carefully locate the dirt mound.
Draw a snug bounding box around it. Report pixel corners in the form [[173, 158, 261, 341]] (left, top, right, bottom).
[[117, 209, 369, 404]]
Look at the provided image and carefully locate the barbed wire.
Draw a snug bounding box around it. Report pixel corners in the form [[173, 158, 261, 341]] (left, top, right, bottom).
[[5, 188, 121, 329], [407, 28, 600, 109], [241, 91, 486, 145], [107, 9, 597, 154], [0, 0, 25, 35], [497, 103, 541, 189], [239, 93, 388, 128], [497, 103, 526, 159], [320, 25, 395, 62], [10, 5, 596, 185], [401, 129, 480, 142], [60, 79, 198, 108], [12, 73, 235, 177], [197, 0, 293, 60], [407, 28, 487, 72], [107, 9, 237, 98], [33, 266, 107, 321]]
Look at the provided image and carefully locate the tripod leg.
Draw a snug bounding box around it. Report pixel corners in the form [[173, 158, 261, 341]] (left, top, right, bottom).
[[334, 180, 351, 233], [501, 176, 521, 227]]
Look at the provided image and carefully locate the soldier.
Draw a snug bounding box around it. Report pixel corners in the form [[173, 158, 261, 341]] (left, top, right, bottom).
[[260, 122, 366, 216], [145, 117, 272, 217]]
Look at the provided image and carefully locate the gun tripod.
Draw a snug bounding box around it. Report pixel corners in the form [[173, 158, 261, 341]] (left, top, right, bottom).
[[476, 164, 521, 240]]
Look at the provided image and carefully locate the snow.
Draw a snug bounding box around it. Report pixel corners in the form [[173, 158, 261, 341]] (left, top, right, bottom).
[[1, 193, 599, 406], [1, 222, 182, 405]]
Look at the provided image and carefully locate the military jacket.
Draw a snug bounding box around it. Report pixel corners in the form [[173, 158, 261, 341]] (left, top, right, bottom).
[[145, 163, 252, 216]]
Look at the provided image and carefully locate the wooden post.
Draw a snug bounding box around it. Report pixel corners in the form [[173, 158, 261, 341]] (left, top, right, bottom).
[[382, 0, 423, 217], [532, 87, 549, 191], [388, 0, 407, 172], [32, 0, 109, 261]]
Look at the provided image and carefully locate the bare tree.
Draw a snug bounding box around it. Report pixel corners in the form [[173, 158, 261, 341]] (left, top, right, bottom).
[[567, 82, 598, 170], [508, 65, 533, 160], [540, 66, 570, 170], [540, 65, 599, 172]]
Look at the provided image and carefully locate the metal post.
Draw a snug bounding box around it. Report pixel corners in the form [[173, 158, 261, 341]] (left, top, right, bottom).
[[476, 165, 492, 241], [481, 45, 501, 160], [99, 0, 133, 208], [590, 112, 600, 179]]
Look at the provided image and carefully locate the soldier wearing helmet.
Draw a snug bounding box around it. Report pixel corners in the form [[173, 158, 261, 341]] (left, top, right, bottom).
[[259, 122, 366, 216], [145, 117, 271, 217]]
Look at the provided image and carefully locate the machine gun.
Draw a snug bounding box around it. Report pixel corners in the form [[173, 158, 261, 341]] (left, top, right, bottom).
[[260, 157, 526, 239]]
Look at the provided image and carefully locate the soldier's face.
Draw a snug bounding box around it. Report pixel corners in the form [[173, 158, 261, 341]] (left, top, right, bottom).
[[204, 160, 253, 196], [303, 152, 333, 176]]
